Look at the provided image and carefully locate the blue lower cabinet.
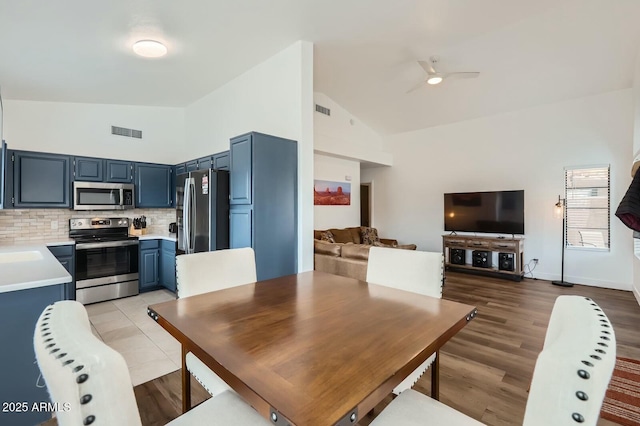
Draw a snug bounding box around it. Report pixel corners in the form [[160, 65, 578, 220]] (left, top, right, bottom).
[[139, 240, 160, 291], [230, 206, 253, 249], [0, 284, 67, 426], [47, 244, 75, 300], [160, 240, 176, 293]]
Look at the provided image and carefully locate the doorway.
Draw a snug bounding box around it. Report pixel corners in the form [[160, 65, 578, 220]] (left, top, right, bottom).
[[360, 183, 371, 227]]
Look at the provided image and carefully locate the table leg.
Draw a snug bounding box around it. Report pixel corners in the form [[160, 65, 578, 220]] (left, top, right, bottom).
[[431, 351, 440, 400], [182, 345, 191, 413]]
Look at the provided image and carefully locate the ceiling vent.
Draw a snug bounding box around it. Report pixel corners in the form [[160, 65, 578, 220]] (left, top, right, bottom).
[[111, 125, 142, 139], [315, 104, 331, 116]]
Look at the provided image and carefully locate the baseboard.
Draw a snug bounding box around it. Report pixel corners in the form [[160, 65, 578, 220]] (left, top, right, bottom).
[[633, 286, 640, 307], [530, 272, 630, 291]]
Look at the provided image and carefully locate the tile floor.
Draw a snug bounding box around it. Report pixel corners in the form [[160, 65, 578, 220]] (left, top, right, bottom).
[[86, 290, 181, 386]]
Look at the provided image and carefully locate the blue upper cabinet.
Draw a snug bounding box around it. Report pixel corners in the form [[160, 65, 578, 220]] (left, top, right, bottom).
[[197, 155, 212, 171], [0, 141, 6, 209], [230, 135, 252, 205], [73, 156, 103, 181], [134, 163, 173, 208], [175, 163, 186, 176], [213, 151, 230, 171], [105, 160, 133, 183], [12, 151, 72, 208], [185, 160, 198, 173]]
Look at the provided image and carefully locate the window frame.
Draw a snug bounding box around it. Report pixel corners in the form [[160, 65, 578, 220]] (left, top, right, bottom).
[[564, 164, 610, 252]]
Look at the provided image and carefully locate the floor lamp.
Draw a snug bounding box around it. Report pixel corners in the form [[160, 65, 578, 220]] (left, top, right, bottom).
[[552, 195, 573, 287]]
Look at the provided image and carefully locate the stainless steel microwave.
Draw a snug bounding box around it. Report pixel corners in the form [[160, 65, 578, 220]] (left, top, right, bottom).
[[73, 182, 134, 210]]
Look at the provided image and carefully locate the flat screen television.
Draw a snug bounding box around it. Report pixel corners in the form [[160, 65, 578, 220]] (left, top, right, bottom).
[[444, 190, 525, 234]]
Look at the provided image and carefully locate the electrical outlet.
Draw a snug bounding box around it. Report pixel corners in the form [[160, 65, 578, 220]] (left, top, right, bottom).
[[50, 221, 58, 230]]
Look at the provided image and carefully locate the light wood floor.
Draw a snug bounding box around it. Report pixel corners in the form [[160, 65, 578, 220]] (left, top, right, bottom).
[[45, 272, 640, 425]]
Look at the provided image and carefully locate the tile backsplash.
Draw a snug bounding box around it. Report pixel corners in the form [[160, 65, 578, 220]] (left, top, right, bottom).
[[0, 208, 176, 244]]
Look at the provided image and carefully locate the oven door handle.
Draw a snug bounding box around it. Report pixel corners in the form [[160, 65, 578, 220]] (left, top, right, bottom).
[[76, 240, 139, 250]]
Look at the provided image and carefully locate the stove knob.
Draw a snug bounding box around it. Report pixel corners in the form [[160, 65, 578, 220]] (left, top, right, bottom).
[[77, 221, 83, 226]]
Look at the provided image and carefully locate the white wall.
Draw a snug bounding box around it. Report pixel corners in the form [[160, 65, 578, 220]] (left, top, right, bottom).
[[3, 101, 184, 164], [314, 92, 392, 166], [314, 154, 360, 229], [363, 89, 634, 290], [185, 41, 315, 273], [632, 50, 640, 304]]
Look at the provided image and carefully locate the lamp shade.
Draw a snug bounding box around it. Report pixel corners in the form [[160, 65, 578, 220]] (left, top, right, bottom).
[[554, 196, 564, 219]]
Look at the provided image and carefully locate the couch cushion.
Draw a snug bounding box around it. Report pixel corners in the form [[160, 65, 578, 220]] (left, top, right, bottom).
[[314, 239, 342, 257], [341, 244, 371, 261], [360, 227, 381, 245], [330, 228, 358, 244]]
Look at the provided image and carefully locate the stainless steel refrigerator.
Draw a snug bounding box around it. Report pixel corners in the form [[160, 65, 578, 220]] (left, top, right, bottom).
[[176, 169, 229, 255]]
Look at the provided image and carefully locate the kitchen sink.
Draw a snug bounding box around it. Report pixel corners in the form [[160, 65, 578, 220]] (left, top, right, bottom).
[[0, 251, 43, 264]]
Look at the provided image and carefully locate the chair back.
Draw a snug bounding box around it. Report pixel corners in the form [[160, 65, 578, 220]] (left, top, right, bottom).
[[176, 247, 257, 298], [523, 295, 616, 426], [366, 247, 443, 299], [34, 301, 142, 426]]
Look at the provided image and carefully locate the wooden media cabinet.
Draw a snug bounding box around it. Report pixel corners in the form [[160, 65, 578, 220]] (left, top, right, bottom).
[[442, 234, 524, 281]]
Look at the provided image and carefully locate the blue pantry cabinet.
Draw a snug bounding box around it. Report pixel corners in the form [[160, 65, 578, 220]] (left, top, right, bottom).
[[229, 132, 297, 281], [11, 151, 72, 208], [134, 163, 174, 208]]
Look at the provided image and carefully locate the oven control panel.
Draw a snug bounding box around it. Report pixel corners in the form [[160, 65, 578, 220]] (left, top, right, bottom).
[[70, 217, 130, 230]]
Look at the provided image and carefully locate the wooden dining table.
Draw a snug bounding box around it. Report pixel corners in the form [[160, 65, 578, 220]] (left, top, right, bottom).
[[147, 271, 477, 426]]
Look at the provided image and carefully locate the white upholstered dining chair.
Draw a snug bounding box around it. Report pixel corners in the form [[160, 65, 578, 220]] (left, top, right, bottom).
[[176, 247, 257, 404], [33, 300, 270, 426], [366, 246, 444, 396], [370, 295, 617, 426]]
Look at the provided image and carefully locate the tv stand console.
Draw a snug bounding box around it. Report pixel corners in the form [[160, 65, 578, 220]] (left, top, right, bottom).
[[442, 235, 524, 281]]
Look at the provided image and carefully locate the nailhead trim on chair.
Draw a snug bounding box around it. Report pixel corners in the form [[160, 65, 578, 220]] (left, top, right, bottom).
[[38, 303, 97, 426]]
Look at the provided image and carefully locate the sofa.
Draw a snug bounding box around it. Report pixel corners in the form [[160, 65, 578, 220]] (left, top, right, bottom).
[[314, 226, 417, 281]]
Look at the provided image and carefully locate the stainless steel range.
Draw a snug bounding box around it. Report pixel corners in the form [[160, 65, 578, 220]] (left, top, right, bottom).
[[70, 217, 139, 305]]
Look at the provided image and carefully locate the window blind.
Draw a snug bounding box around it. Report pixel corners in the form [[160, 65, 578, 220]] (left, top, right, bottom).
[[565, 166, 610, 250]]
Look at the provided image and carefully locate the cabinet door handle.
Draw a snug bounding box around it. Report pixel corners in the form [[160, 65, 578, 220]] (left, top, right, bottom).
[[497, 244, 509, 248]]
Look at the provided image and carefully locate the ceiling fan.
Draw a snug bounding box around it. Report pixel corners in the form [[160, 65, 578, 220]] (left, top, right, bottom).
[[407, 56, 479, 93]]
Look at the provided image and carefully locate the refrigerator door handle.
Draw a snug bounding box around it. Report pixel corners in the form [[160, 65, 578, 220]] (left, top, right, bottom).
[[190, 179, 197, 252], [183, 177, 191, 254]]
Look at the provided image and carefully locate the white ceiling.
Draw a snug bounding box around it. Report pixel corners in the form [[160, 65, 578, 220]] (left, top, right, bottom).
[[1, 0, 639, 135]]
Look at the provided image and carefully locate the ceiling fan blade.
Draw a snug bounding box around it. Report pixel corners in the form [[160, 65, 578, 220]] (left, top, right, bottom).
[[418, 60, 436, 75], [444, 72, 480, 80], [406, 80, 426, 94]]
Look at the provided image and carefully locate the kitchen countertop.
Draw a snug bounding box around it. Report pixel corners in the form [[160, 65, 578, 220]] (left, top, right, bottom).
[[0, 244, 72, 293], [0, 238, 75, 247], [137, 233, 178, 242]]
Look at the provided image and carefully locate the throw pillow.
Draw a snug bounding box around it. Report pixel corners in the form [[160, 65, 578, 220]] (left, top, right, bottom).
[[319, 230, 336, 243], [360, 227, 380, 245]]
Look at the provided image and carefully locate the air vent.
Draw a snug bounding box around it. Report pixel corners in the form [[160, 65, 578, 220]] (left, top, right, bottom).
[[315, 104, 331, 116], [111, 126, 142, 139]]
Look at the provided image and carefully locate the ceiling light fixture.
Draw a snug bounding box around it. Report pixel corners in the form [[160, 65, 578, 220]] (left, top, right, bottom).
[[132, 40, 167, 58], [426, 75, 443, 85]]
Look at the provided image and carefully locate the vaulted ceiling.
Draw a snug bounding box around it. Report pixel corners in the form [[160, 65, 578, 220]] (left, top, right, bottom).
[[1, 0, 639, 135]]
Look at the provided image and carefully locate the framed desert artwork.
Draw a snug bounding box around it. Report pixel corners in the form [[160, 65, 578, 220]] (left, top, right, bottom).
[[314, 180, 351, 205]]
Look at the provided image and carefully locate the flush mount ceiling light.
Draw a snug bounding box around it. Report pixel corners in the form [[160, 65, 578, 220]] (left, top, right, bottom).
[[426, 75, 443, 85], [132, 40, 167, 58]]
